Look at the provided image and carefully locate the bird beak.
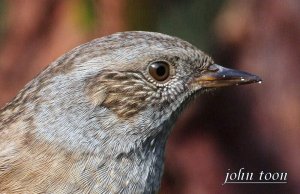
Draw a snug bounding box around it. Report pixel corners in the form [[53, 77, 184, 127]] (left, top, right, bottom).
[[195, 64, 262, 88]]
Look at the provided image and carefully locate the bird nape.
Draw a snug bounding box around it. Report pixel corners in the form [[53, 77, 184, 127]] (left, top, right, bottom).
[[0, 31, 261, 193]]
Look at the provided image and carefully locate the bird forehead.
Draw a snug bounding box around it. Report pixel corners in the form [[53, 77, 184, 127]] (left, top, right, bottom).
[[80, 45, 200, 75], [102, 31, 196, 50], [104, 32, 210, 64], [83, 31, 201, 61], [46, 31, 209, 82]]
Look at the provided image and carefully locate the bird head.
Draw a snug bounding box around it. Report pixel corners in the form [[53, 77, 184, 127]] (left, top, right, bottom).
[[0, 31, 261, 193], [28, 31, 261, 153]]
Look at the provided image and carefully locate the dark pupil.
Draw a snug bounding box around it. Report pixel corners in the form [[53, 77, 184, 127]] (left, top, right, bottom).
[[156, 65, 166, 77]]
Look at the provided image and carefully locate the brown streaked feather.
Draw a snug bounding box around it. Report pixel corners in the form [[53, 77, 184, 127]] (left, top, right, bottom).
[[85, 70, 153, 119]]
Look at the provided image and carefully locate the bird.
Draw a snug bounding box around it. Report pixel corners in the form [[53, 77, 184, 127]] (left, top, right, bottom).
[[0, 31, 261, 193]]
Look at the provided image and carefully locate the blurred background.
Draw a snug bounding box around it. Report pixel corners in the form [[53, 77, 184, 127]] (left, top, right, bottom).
[[0, 0, 299, 193]]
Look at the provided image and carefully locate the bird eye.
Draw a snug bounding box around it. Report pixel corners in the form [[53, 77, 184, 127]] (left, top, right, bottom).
[[148, 61, 170, 81]]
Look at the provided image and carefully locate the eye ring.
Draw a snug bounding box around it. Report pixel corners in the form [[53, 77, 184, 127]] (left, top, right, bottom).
[[148, 61, 170, 82]]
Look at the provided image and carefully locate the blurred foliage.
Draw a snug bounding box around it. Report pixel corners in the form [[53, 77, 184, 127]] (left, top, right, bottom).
[[0, 0, 7, 44], [126, 0, 224, 52], [157, 0, 224, 51], [75, 0, 98, 32], [126, 0, 158, 31]]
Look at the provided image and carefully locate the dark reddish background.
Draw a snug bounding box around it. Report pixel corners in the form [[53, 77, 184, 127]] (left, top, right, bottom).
[[0, 0, 299, 193]]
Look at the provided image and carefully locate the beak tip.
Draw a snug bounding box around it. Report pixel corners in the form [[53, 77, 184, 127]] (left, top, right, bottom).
[[237, 75, 262, 86], [247, 75, 262, 84]]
